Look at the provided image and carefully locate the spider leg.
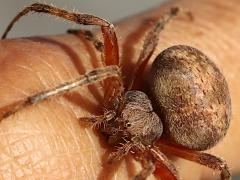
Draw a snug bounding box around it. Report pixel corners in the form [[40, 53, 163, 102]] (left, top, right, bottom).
[[150, 146, 179, 180], [127, 7, 182, 90], [1, 3, 123, 118], [1, 3, 118, 66], [158, 142, 231, 180], [133, 145, 178, 180], [103, 76, 124, 110], [67, 29, 104, 52], [79, 110, 116, 129], [108, 141, 133, 163], [133, 153, 155, 180], [67, 28, 122, 109], [0, 65, 120, 121]]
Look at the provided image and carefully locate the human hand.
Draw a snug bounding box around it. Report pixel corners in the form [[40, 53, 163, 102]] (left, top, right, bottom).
[[0, 0, 239, 179]]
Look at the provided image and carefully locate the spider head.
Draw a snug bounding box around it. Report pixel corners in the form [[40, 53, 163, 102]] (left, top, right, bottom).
[[120, 90, 163, 146]]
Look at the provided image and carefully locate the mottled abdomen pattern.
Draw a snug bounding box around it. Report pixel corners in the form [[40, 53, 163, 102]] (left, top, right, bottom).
[[148, 45, 231, 150]]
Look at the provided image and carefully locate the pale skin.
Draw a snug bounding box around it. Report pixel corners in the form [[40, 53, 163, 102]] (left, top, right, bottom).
[[0, 0, 240, 179]]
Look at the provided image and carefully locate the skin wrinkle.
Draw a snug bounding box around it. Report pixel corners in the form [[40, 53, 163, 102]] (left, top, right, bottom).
[[9, 135, 34, 157], [84, 130, 99, 179], [35, 72, 51, 89], [3, 61, 50, 91], [40, 107, 63, 176], [54, 105, 78, 178], [84, 129, 96, 179], [40, 146, 74, 176], [86, 144, 96, 180], [57, 97, 80, 120], [5, 138, 26, 178], [0, 84, 29, 102], [59, 135, 74, 176], [206, 1, 237, 20], [11, 63, 35, 72], [0, 128, 77, 137], [30, 150, 73, 172], [32, 38, 77, 81], [165, 19, 226, 57], [41, 54, 66, 83], [0, 149, 13, 177], [30, 153, 78, 177], [5, 85, 29, 96], [38, 100, 91, 178], [57, 99, 81, 152], [200, 7, 238, 49], [27, 53, 65, 86], [55, 53, 76, 80], [46, 112, 62, 156], [85, 130, 101, 163], [31, 38, 81, 83], [15, 39, 76, 91], [4, 130, 41, 177], [5, 63, 51, 95], [195, 19, 230, 54], [33, 36, 89, 76]]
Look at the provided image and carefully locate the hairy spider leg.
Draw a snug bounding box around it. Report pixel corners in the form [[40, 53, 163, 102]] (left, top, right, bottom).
[[1, 3, 119, 66], [67, 29, 104, 52], [67, 28, 120, 97], [67, 29, 123, 110], [157, 141, 231, 180], [127, 7, 189, 90], [67, 29, 123, 108], [1, 3, 123, 109], [78, 109, 116, 129], [150, 147, 179, 180], [108, 141, 134, 163], [108, 141, 179, 180], [0, 65, 120, 121], [133, 154, 156, 180]]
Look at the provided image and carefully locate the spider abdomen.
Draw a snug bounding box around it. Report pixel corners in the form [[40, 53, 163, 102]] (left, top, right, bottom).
[[147, 45, 231, 150]]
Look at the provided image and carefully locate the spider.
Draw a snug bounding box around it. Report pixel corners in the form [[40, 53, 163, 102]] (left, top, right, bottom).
[[0, 3, 231, 180]]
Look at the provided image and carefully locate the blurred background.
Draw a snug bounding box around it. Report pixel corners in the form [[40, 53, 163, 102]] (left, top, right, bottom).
[[0, 0, 239, 179], [0, 0, 166, 38]]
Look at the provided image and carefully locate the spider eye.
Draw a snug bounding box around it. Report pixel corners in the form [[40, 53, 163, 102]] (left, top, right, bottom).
[[126, 123, 131, 127]]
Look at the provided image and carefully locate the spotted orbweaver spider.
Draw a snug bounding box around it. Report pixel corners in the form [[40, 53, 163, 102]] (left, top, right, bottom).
[[1, 3, 231, 180]]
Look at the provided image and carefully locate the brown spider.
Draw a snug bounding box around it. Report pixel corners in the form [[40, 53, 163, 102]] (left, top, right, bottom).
[[0, 3, 231, 180]]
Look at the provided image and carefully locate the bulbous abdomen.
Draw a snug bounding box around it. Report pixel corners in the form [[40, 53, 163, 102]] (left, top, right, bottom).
[[147, 45, 231, 150]]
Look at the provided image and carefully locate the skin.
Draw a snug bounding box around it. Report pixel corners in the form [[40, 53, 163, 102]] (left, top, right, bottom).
[[0, 0, 240, 179]]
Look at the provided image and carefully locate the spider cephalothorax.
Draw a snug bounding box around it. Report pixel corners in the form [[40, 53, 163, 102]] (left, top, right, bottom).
[[102, 90, 163, 147], [0, 3, 231, 180]]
